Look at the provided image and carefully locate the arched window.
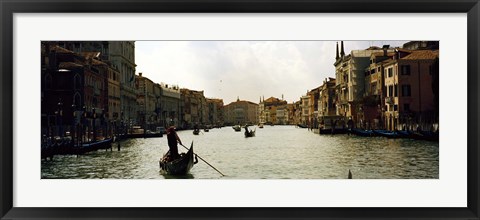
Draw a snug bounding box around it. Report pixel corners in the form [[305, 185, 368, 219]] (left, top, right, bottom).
[[74, 73, 82, 90], [73, 92, 81, 107]]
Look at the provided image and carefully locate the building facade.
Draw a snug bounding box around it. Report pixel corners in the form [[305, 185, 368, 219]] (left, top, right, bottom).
[[224, 98, 258, 125], [383, 49, 439, 131], [57, 41, 137, 129], [206, 98, 224, 127], [334, 41, 394, 127], [181, 89, 207, 128], [318, 77, 337, 117], [41, 43, 109, 142]]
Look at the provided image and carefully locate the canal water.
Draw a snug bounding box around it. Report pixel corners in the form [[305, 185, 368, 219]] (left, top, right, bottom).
[[41, 125, 439, 179]]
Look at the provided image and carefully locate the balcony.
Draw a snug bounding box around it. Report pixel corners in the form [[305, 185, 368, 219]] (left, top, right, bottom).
[[385, 97, 394, 104]]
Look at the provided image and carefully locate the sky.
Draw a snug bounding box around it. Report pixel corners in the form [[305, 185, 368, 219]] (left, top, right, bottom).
[[135, 41, 407, 104]]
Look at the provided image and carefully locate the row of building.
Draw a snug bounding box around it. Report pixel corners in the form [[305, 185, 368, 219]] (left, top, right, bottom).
[[301, 41, 439, 131], [41, 41, 228, 140], [251, 41, 440, 132], [41, 40, 439, 140]]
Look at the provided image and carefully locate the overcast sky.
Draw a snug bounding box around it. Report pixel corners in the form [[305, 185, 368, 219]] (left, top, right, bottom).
[[135, 41, 407, 104]]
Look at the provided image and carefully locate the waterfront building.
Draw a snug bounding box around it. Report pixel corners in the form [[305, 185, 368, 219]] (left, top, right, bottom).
[[258, 97, 266, 125], [224, 98, 258, 126], [361, 46, 396, 129], [285, 103, 297, 125], [300, 95, 310, 126], [206, 98, 224, 127], [259, 97, 288, 125], [276, 105, 288, 125], [159, 83, 181, 128], [181, 89, 208, 128], [383, 48, 439, 131], [334, 41, 394, 127], [307, 87, 321, 129], [318, 77, 337, 118], [57, 41, 137, 129], [135, 73, 157, 130], [41, 43, 108, 142], [105, 61, 121, 134]]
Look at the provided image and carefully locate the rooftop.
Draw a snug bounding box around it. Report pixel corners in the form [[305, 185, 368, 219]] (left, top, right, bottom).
[[401, 50, 439, 60]]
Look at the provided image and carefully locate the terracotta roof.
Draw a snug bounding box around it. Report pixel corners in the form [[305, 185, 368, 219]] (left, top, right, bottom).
[[401, 50, 439, 60], [264, 97, 281, 103], [397, 48, 413, 53]]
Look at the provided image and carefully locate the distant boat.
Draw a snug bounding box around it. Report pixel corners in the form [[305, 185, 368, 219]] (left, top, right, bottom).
[[204, 128, 209, 132], [372, 130, 402, 138], [258, 123, 264, 128], [193, 129, 200, 135], [350, 128, 374, 137], [159, 142, 197, 175], [318, 115, 347, 135], [244, 128, 256, 137], [319, 128, 347, 134], [297, 124, 307, 128], [232, 125, 241, 132], [408, 130, 439, 142]]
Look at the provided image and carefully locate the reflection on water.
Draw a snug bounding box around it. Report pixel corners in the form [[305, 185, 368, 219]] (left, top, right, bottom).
[[42, 126, 439, 179]]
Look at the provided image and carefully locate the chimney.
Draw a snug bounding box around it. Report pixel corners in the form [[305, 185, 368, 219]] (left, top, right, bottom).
[[336, 42, 339, 60], [382, 45, 390, 57], [340, 41, 345, 57], [139, 72, 142, 77]]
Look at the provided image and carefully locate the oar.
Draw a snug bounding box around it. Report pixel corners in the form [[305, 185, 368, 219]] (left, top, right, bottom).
[[180, 143, 225, 176]]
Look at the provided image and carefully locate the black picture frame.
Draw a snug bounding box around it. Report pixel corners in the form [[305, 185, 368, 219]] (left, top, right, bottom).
[[1, 0, 479, 219]]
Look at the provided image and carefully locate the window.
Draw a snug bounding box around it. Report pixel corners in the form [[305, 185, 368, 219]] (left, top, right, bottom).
[[402, 85, 411, 97], [388, 85, 394, 97], [401, 65, 411, 75], [394, 84, 398, 97], [404, 104, 410, 111], [388, 68, 393, 77], [393, 105, 398, 111]]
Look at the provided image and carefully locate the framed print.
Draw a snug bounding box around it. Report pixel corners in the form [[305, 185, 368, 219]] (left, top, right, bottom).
[[1, 0, 479, 219]]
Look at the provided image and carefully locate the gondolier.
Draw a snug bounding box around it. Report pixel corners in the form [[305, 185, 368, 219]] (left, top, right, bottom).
[[167, 126, 182, 160]]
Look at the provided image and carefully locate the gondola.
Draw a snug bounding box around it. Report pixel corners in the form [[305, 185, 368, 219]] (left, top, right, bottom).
[[159, 142, 197, 175], [193, 129, 200, 135], [232, 125, 241, 132], [244, 128, 256, 137], [319, 128, 347, 135], [350, 128, 374, 137], [372, 130, 402, 138], [408, 130, 439, 142]]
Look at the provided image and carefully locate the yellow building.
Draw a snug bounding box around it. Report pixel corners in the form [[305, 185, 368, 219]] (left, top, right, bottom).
[[224, 98, 258, 125]]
